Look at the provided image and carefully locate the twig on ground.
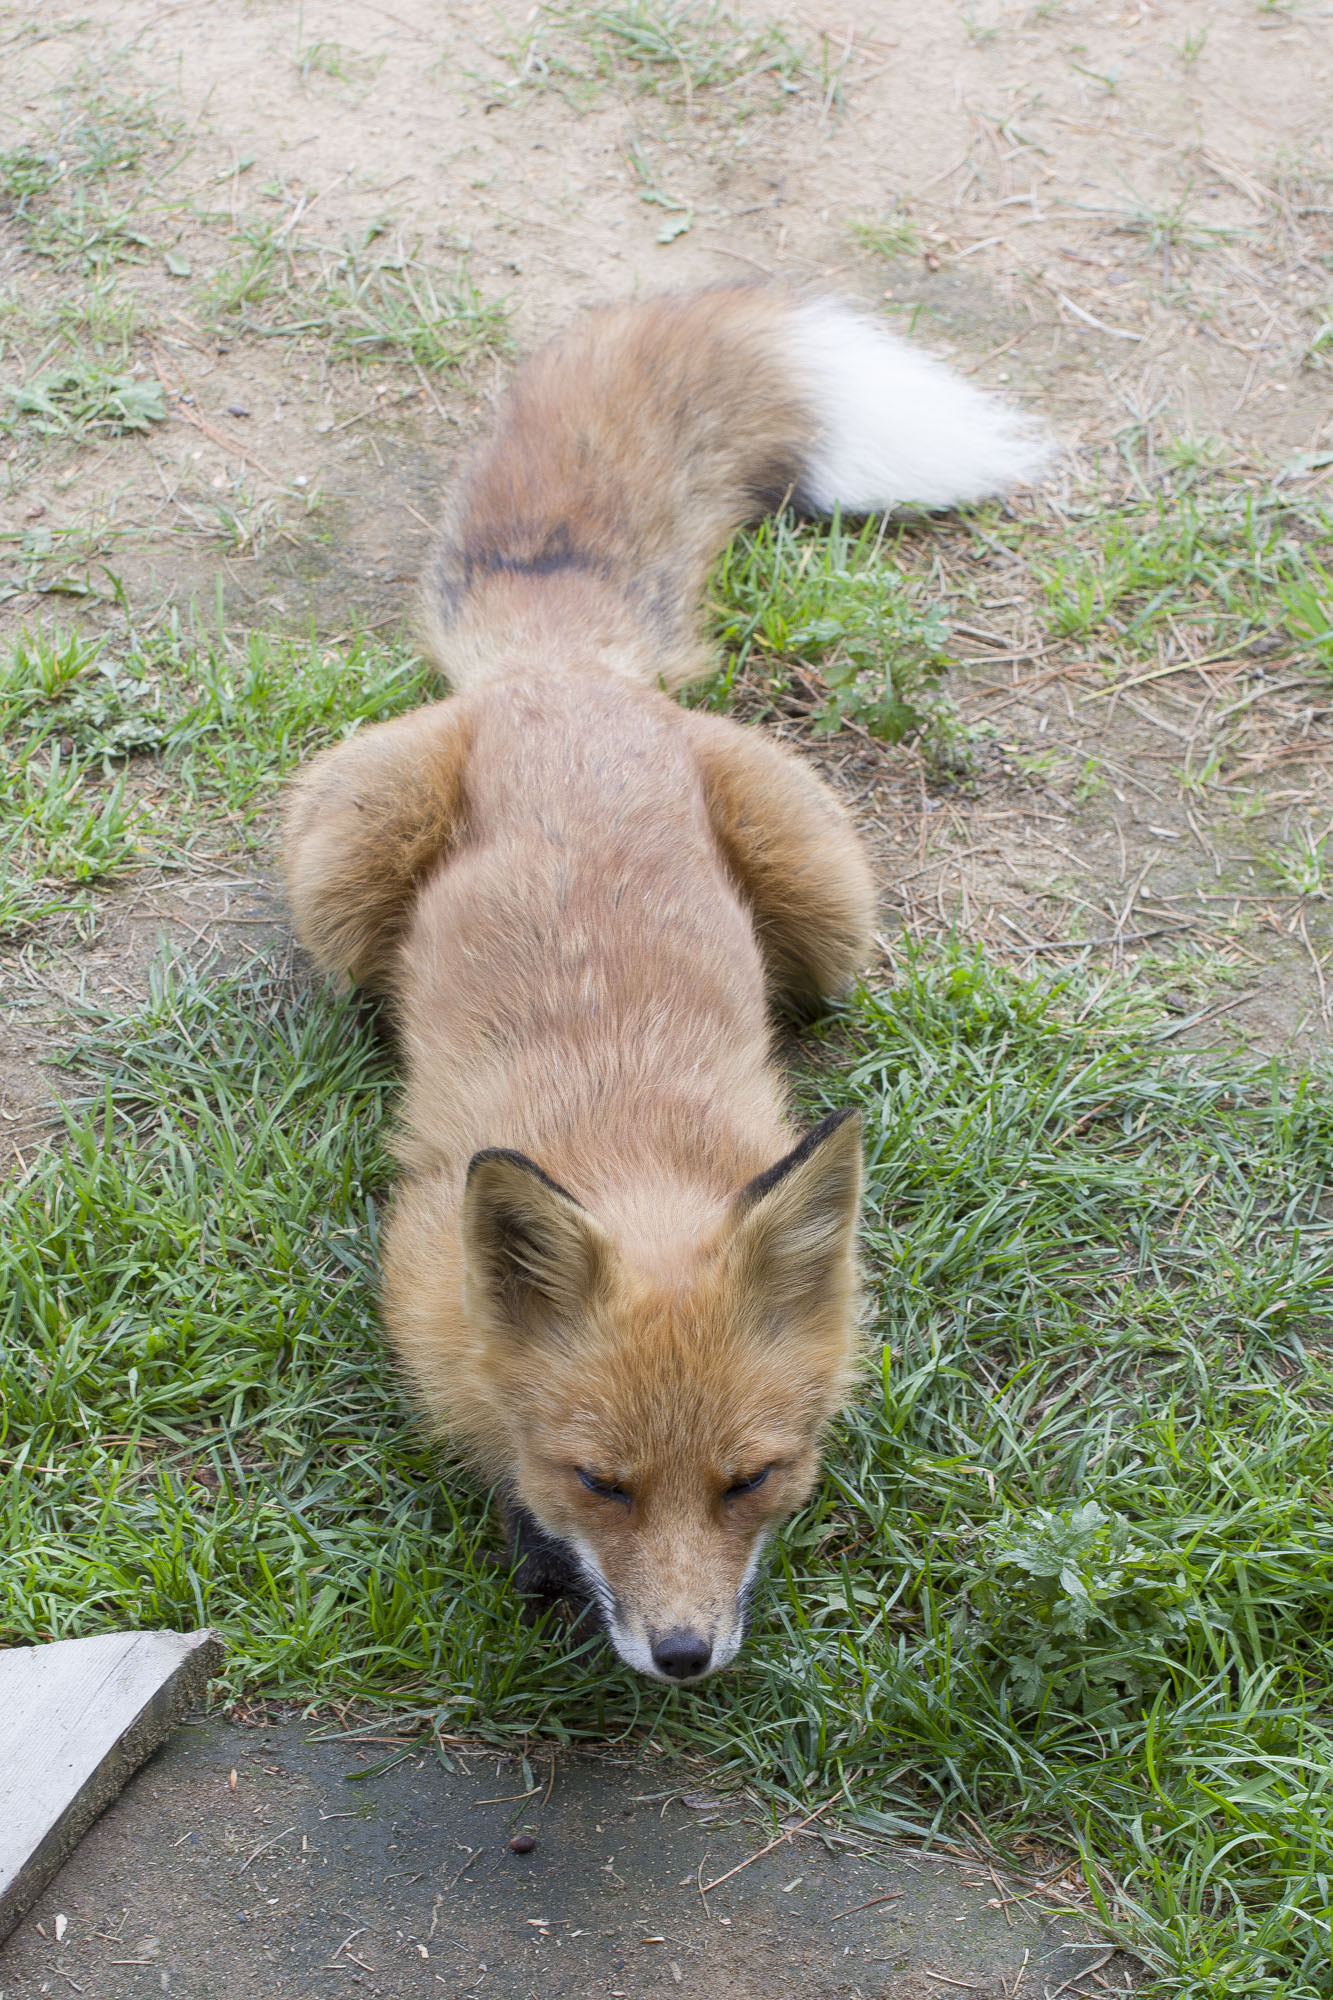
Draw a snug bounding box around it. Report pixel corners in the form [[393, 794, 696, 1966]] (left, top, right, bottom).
[[830, 1891, 906, 1921], [698, 1799, 838, 1895]]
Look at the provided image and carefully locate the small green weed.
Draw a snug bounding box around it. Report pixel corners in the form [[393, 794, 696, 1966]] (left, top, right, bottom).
[[0, 522, 128, 609], [585, 0, 806, 94], [0, 740, 147, 931], [8, 745, 146, 881], [1069, 56, 1123, 96], [706, 511, 959, 751], [627, 141, 693, 239], [962, 4, 1001, 45], [0, 84, 177, 268], [0, 625, 104, 702], [26, 186, 153, 269], [54, 274, 147, 352], [848, 209, 922, 260], [199, 217, 285, 318], [203, 479, 289, 558], [1154, 433, 1228, 485], [0, 632, 154, 929], [300, 250, 508, 372], [2, 361, 166, 439], [0, 629, 169, 762], [1114, 181, 1237, 267], [0, 145, 60, 215], [968, 1500, 1201, 1714], [54, 80, 178, 180]]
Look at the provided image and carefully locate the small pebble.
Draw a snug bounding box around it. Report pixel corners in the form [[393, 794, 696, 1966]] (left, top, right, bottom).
[[509, 1832, 537, 1854]]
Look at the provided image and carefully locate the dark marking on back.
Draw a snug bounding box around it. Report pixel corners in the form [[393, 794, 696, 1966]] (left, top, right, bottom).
[[429, 522, 614, 630]]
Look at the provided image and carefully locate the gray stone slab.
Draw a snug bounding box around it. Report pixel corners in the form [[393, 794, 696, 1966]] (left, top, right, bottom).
[[0, 1627, 223, 1944], [0, 1717, 1137, 1998]]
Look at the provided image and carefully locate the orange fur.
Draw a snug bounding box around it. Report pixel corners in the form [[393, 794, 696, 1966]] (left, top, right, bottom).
[[284, 286, 877, 1681]]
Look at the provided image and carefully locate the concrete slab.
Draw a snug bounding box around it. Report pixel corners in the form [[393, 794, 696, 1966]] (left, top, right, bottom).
[[0, 1717, 1136, 1999], [0, 1628, 224, 1945]]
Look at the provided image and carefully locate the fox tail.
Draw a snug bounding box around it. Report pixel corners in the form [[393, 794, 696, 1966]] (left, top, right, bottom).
[[423, 284, 1052, 693]]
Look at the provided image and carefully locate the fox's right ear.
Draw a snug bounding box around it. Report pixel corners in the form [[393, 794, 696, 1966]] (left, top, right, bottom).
[[463, 1150, 610, 1340]]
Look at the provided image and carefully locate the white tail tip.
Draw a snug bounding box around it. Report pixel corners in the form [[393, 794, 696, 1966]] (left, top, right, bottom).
[[787, 297, 1054, 513]]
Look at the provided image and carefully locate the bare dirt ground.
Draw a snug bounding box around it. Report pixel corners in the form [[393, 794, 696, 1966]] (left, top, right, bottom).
[[0, 1721, 1133, 2000], [2, 0, 1331, 1154]]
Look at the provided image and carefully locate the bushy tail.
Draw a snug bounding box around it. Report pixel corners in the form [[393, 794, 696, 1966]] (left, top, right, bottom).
[[423, 285, 1051, 692]]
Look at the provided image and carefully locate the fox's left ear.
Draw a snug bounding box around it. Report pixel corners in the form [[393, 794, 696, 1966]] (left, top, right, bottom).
[[727, 1108, 862, 1321]]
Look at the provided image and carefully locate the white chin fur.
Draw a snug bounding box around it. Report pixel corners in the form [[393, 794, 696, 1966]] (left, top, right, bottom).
[[786, 296, 1054, 513]]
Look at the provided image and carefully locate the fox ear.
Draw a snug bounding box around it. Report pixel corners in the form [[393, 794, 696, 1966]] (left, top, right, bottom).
[[727, 1109, 862, 1323], [463, 1149, 610, 1339]]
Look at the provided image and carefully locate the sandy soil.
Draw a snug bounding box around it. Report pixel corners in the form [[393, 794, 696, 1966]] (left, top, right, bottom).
[[2, 0, 1332, 1151]]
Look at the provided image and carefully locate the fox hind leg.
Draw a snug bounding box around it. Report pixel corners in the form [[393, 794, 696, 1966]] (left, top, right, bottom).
[[284, 700, 472, 994], [683, 709, 876, 1015]]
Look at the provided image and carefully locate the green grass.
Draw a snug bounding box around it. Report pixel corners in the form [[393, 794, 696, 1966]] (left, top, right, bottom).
[[0, 631, 152, 927], [200, 227, 510, 375], [501, 0, 810, 107], [52, 79, 179, 181], [1267, 824, 1332, 899], [701, 509, 960, 753], [24, 185, 155, 270], [1280, 557, 1333, 673], [0, 81, 178, 270], [0, 145, 60, 215], [1021, 482, 1333, 661], [700, 471, 1333, 768], [295, 40, 384, 91], [3, 938, 1332, 1994], [0, 625, 439, 934]]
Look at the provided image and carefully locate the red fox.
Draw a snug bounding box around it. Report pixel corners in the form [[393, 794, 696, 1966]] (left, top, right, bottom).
[[284, 286, 1049, 1682]]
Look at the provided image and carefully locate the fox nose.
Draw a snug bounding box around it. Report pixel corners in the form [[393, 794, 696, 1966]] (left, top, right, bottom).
[[651, 1629, 713, 1681]]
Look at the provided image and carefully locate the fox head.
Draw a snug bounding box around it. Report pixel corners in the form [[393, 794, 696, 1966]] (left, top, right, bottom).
[[460, 1109, 863, 1682]]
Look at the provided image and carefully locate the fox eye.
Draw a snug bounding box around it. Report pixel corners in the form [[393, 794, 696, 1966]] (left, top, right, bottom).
[[577, 1467, 631, 1503], [723, 1466, 771, 1500]]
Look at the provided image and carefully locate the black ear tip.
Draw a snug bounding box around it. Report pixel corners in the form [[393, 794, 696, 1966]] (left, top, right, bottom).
[[466, 1148, 584, 1206], [468, 1146, 537, 1181], [737, 1104, 862, 1209], [813, 1106, 860, 1139]]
